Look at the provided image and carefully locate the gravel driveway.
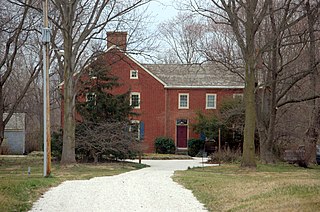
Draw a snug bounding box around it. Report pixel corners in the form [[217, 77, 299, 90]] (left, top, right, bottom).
[[30, 158, 212, 212]]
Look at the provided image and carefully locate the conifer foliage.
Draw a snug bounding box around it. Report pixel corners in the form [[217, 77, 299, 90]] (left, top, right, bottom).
[[75, 58, 140, 162]]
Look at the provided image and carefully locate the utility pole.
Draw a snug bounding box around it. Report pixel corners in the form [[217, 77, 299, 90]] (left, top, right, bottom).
[[42, 0, 51, 177]]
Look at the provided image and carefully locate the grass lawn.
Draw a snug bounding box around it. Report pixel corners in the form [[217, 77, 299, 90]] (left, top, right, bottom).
[[0, 155, 146, 212], [173, 163, 320, 211]]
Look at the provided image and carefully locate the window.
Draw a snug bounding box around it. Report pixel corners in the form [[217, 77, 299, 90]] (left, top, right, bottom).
[[130, 92, 140, 109], [176, 119, 188, 125], [88, 68, 93, 76], [130, 70, 138, 79], [88, 68, 96, 79], [129, 120, 140, 141], [85, 92, 96, 108], [85, 92, 96, 103], [233, 93, 243, 100], [206, 94, 216, 109], [179, 93, 189, 109]]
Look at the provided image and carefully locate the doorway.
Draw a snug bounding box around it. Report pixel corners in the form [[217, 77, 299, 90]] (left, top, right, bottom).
[[176, 119, 188, 148]]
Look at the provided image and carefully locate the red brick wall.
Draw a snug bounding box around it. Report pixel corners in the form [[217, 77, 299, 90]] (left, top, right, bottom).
[[104, 50, 166, 152], [61, 48, 244, 153], [165, 88, 243, 146]]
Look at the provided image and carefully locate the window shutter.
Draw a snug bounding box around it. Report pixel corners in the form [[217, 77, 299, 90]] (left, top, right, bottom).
[[139, 121, 145, 140], [200, 132, 206, 141]]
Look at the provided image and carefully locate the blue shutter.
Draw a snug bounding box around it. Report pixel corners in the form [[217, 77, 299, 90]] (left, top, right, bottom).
[[139, 121, 145, 141], [200, 132, 206, 141]]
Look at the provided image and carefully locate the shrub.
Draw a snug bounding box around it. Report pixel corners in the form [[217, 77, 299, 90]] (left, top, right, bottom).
[[75, 121, 141, 163], [188, 138, 205, 157], [155, 137, 175, 154], [51, 130, 63, 161], [0, 146, 9, 155], [209, 147, 242, 164], [25, 130, 42, 154]]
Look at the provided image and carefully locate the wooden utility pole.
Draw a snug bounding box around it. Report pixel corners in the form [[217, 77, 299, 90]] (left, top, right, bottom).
[[42, 0, 51, 177]]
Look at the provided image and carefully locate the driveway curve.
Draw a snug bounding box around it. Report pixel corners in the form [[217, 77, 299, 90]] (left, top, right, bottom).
[[30, 158, 212, 212]]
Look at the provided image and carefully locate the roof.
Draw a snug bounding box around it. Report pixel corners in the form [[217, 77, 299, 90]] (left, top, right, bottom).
[[143, 64, 244, 89], [59, 46, 244, 89]]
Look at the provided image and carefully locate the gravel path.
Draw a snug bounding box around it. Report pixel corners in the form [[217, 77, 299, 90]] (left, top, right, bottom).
[[30, 158, 212, 212]]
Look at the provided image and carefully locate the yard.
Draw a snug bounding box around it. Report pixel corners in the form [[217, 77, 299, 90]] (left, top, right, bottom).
[[0, 154, 146, 212], [173, 163, 320, 211]]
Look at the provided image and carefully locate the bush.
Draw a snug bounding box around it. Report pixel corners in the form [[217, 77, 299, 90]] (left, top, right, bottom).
[[51, 130, 63, 161], [188, 138, 205, 157], [155, 137, 175, 154], [75, 121, 141, 163], [0, 146, 9, 155], [209, 147, 242, 164]]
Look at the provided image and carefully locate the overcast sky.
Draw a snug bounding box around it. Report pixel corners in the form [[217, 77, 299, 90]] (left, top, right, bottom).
[[146, 0, 179, 27]]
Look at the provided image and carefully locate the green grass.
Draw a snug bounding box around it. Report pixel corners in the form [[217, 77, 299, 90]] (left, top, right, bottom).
[[0, 155, 146, 212], [173, 163, 320, 212]]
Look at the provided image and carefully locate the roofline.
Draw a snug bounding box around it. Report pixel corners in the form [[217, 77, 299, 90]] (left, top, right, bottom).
[[164, 85, 245, 89], [115, 49, 167, 86], [58, 45, 120, 88]]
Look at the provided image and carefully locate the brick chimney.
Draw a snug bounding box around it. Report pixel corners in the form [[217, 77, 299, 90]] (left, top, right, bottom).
[[107, 31, 127, 51]]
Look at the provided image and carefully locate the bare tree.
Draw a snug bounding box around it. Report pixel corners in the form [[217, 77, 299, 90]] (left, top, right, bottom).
[[158, 13, 206, 64], [305, 0, 320, 162], [0, 0, 41, 148], [253, 0, 320, 164], [48, 0, 151, 164], [191, 0, 270, 167]]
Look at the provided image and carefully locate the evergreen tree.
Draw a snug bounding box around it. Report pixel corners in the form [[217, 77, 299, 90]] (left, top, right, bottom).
[[76, 58, 134, 122], [75, 57, 140, 162]]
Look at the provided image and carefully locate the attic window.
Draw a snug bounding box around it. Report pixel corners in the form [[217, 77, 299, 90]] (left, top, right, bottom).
[[130, 70, 138, 79], [88, 69, 93, 76], [88, 68, 96, 79]]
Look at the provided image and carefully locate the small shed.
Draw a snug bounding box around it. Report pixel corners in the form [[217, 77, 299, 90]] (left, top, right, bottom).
[[2, 113, 25, 154]]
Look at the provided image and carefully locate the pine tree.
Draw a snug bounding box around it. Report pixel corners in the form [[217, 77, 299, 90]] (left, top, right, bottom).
[[76, 58, 134, 122], [75, 57, 140, 162]]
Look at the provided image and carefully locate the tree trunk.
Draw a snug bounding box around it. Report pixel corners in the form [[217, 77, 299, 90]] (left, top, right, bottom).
[[264, 52, 277, 164], [0, 86, 4, 147], [305, 1, 319, 163], [242, 57, 257, 168], [257, 3, 278, 164], [260, 9, 278, 164], [61, 27, 76, 164], [61, 69, 76, 164], [256, 88, 271, 163], [91, 150, 98, 163]]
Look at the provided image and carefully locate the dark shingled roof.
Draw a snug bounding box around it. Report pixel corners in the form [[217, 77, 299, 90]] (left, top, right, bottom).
[[143, 64, 244, 88]]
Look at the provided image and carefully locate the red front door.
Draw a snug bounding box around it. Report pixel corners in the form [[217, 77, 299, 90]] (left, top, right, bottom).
[[177, 125, 187, 148]]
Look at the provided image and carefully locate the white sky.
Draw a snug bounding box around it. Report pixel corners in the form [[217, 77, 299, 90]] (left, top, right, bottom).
[[146, 0, 179, 26]]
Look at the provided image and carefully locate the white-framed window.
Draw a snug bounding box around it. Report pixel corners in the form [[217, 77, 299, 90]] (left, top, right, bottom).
[[129, 120, 140, 141], [85, 92, 96, 103], [130, 92, 140, 109], [233, 93, 244, 100], [206, 94, 217, 109], [179, 93, 189, 109], [88, 68, 97, 79], [130, 70, 138, 79], [88, 68, 94, 76]]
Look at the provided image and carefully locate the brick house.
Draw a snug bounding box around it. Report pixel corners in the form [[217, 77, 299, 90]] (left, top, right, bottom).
[[62, 32, 244, 153]]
